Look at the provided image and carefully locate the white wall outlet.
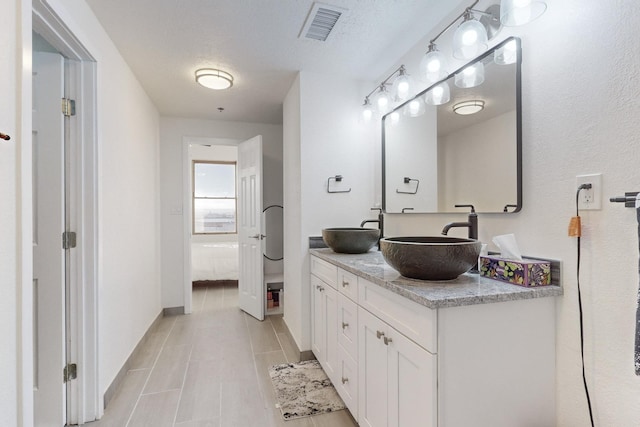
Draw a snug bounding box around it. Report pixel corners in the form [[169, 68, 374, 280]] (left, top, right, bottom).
[[576, 173, 602, 210]]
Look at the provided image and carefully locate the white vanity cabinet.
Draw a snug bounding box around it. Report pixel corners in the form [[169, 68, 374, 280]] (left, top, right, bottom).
[[309, 252, 558, 427], [358, 307, 436, 427]]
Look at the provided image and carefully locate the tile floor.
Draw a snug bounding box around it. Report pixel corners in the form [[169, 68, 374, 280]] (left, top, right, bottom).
[[88, 283, 358, 427]]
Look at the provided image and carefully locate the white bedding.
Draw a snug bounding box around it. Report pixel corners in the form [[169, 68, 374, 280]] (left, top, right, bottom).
[[191, 241, 239, 281]]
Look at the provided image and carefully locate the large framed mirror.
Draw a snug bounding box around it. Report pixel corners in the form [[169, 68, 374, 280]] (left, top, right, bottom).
[[382, 37, 522, 214]]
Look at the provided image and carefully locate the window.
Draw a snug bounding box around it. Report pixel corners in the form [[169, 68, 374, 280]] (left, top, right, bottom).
[[192, 161, 237, 234]]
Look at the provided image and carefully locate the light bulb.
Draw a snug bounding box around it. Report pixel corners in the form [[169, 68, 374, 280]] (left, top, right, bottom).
[[375, 86, 392, 114], [393, 73, 411, 102], [419, 46, 448, 83], [362, 98, 374, 122]]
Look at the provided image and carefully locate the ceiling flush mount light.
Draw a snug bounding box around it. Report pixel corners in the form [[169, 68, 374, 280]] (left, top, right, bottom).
[[195, 68, 234, 90], [453, 100, 485, 115], [500, 0, 547, 26]]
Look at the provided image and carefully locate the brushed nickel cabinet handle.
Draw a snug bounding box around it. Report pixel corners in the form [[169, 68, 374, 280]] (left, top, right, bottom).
[[342, 322, 349, 329], [376, 330, 385, 339], [342, 280, 349, 287], [384, 336, 393, 345], [342, 377, 349, 384]]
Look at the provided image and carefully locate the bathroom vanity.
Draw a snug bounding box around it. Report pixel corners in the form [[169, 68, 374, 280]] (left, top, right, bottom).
[[310, 248, 562, 427]]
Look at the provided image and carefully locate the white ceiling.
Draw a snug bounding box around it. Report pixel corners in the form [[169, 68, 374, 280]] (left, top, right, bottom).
[[84, 0, 462, 124]]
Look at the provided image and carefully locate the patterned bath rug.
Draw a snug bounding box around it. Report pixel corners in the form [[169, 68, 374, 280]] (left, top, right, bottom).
[[268, 360, 346, 420]]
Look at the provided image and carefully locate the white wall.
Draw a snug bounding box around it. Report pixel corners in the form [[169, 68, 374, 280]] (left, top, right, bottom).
[[283, 71, 377, 351], [159, 117, 283, 308], [376, 1, 640, 425]]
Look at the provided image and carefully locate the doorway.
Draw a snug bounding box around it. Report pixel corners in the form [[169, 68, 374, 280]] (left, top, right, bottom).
[[182, 136, 268, 321], [32, 1, 100, 423], [190, 144, 241, 311]]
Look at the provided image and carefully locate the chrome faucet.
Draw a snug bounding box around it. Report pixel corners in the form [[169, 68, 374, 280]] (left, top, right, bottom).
[[442, 204, 478, 273], [360, 207, 384, 250]]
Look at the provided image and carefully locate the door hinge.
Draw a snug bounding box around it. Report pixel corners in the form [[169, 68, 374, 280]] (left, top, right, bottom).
[[63, 363, 77, 383], [62, 98, 76, 117], [62, 231, 77, 249]]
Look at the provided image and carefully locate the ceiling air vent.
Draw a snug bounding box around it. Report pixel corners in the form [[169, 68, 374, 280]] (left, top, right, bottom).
[[299, 2, 347, 41]]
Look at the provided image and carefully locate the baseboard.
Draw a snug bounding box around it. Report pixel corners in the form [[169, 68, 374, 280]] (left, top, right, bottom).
[[163, 306, 185, 316], [280, 316, 315, 362], [103, 310, 164, 409]]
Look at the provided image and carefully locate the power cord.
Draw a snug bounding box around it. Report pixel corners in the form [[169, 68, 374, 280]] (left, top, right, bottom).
[[573, 183, 595, 427]]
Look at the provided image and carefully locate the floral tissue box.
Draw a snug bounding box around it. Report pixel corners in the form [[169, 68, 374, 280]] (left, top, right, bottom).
[[479, 255, 551, 287]]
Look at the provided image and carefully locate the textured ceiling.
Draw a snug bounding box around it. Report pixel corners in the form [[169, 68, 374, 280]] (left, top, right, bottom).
[[85, 0, 462, 124]]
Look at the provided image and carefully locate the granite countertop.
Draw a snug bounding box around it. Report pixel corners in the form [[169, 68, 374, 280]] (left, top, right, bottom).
[[310, 248, 563, 309]]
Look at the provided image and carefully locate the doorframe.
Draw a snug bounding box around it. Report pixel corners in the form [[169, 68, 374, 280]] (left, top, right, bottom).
[[182, 136, 240, 314], [32, 0, 100, 423]]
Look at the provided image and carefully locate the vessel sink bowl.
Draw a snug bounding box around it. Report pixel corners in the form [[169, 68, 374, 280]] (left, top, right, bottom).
[[322, 227, 380, 254], [380, 236, 482, 280]]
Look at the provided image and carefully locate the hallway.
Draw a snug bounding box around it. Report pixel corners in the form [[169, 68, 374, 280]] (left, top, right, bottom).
[[89, 284, 358, 426]]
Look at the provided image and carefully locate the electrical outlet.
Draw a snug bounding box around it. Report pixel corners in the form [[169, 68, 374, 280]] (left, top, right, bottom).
[[576, 173, 602, 210]]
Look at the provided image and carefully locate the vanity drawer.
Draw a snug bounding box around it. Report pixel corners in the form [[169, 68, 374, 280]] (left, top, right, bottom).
[[337, 268, 358, 301], [338, 293, 358, 361], [310, 255, 338, 289], [358, 278, 437, 353]]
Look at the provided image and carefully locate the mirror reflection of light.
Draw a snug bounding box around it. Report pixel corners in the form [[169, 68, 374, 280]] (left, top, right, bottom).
[[424, 82, 451, 106], [455, 62, 485, 88], [494, 39, 518, 65], [389, 111, 400, 126]]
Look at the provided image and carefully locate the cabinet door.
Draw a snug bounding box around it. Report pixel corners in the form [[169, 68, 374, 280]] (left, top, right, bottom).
[[337, 344, 359, 419], [311, 274, 325, 361], [358, 308, 389, 427], [387, 329, 437, 427]]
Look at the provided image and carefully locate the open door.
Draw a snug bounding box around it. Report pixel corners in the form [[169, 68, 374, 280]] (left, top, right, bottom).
[[33, 51, 67, 427], [237, 135, 265, 320]]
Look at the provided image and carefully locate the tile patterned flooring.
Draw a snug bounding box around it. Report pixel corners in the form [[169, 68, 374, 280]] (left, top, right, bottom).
[[89, 284, 358, 427]]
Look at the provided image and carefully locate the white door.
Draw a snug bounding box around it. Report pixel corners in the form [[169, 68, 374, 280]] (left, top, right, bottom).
[[33, 51, 67, 426], [237, 135, 265, 320]]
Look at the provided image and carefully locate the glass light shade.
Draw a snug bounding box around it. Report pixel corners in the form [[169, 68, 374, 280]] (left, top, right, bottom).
[[500, 0, 547, 26], [362, 98, 374, 122], [419, 49, 448, 83], [375, 86, 393, 114], [404, 98, 425, 117], [424, 82, 451, 106], [195, 68, 234, 90], [393, 73, 411, 102], [452, 18, 488, 59], [455, 62, 485, 88], [453, 100, 485, 115], [494, 39, 518, 65]]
